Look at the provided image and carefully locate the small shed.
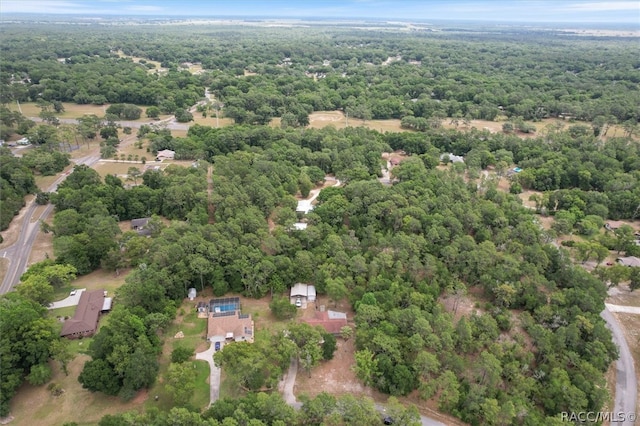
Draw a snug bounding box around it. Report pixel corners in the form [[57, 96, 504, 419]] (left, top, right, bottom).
[[196, 301, 209, 318], [440, 153, 464, 164], [156, 149, 175, 160], [617, 256, 640, 267], [188, 288, 196, 301], [131, 217, 151, 236], [290, 283, 316, 308], [303, 310, 348, 335], [101, 297, 113, 312], [296, 200, 314, 215]]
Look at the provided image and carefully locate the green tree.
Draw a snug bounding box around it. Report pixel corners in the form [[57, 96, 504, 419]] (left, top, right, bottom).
[[269, 295, 297, 320], [78, 359, 121, 396], [26, 363, 52, 385], [171, 346, 194, 363], [16, 275, 54, 306], [321, 332, 337, 360], [353, 349, 378, 387], [325, 277, 347, 308], [165, 362, 196, 407]]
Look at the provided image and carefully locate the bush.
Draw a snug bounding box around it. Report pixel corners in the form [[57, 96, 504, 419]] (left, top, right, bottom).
[[269, 295, 297, 320], [27, 363, 52, 385], [175, 109, 193, 123], [321, 332, 337, 360], [171, 346, 194, 363]]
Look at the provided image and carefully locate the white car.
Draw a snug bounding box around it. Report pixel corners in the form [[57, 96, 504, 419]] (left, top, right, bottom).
[[69, 290, 77, 296], [295, 297, 302, 307]]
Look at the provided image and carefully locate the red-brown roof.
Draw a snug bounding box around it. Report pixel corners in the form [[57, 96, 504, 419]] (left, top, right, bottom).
[[303, 310, 348, 335], [60, 290, 104, 337]]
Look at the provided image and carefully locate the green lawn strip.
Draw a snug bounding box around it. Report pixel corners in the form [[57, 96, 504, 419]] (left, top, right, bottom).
[[190, 361, 211, 409], [145, 302, 208, 412]]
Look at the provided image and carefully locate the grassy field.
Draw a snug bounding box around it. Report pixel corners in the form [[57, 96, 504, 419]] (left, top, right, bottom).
[[49, 268, 131, 302], [8, 102, 108, 119], [8, 353, 145, 426], [191, 110, 234, 128], [8, 101, 165, 121], [93, 161, 146, 179]]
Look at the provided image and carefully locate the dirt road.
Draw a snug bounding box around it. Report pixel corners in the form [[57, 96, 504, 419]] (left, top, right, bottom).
[[601, 308, 638, 426]]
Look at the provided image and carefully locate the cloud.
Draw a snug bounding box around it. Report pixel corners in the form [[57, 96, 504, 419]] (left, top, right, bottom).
[[1, 1, 91, 13], [125, 5, 164, 12], [563, 1, 640, 11]]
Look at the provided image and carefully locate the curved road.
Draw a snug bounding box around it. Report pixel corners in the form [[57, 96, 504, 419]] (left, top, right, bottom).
[[600, 309, 637, 426]]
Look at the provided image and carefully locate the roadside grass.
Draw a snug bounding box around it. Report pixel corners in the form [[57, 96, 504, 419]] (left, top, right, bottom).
[[0, 258, 8, 286]]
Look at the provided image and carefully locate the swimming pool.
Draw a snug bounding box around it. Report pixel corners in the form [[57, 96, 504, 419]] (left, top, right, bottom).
[[214, 304, 236, 313]]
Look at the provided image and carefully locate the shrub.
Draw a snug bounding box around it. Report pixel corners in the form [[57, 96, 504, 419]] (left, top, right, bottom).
[[171, 346, 194, 363]]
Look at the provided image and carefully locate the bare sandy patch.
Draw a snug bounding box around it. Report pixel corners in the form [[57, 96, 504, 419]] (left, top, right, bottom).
[[27, 216, 54, 266], [612, 313, 640, 410]]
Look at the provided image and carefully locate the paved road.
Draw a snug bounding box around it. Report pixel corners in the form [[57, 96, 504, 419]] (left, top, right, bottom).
[[0, 154, 100, 295], [195, 342, 222, 406], [601, 308, 638, 426], [29, 116, 189, 131]]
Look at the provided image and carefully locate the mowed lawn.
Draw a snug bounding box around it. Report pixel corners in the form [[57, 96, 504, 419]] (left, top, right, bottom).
[[144, 300, 209, 412], [7, 102, 163, 121]]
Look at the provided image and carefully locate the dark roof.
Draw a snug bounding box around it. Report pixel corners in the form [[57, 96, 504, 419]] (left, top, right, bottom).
[[131, 217, 150, 228], [60, 290, 105, 337]]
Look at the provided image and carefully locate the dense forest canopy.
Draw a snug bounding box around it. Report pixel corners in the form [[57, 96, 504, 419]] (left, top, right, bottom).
[[1, 23, 639, 123], [1, 19, 639, 425]]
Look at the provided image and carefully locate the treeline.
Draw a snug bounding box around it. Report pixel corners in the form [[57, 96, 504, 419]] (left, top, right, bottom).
[[2, 54, 204, 113], [0, 261, 77, 416], [97, 393, 419, 426], [149, 123, 638, 221], [48, 164, 206, 275], [0, 145, 69, 231], [2, 24, 639, 124]]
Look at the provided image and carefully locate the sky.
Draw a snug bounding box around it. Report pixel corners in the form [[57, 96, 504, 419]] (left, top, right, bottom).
[[1, 0, 639, 24]]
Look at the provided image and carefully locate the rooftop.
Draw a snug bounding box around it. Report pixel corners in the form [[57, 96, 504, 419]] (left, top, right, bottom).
[[60, 290, 105, 337]]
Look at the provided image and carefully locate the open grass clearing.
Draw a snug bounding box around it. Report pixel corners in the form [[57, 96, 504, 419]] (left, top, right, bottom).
[[8, 354, 145, 426], [94, 161, 147, 179], [60, 268, 130, 300], [190, 110, 234, 128], [8, 101, 108, 119], [144, 297, 210, 412]]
